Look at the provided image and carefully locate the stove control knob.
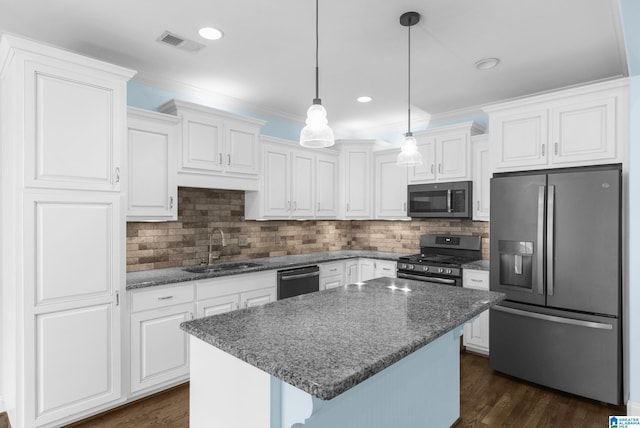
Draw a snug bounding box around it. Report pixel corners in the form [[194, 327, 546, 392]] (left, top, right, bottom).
[[399, 263, 406, 269], [423, 266, 429, 272], [446, 268, 452, 274], [408, 264, 415, 270], [438, 268, 444, 273]]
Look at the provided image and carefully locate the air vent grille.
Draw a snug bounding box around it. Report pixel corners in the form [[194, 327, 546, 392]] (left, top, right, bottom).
[[157, 31, 206, 53]]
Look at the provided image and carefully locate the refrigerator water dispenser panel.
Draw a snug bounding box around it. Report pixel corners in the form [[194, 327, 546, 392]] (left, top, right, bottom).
[[498, 240, 534, 289]]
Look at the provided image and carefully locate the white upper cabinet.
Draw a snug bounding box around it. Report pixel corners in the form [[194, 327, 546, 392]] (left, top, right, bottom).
[[126, 108, 180, 221], [484, 79, 628, 172], [471, 135, 490, 221], [244, 136, 339, 220], [374, 150, 409, 219], [159, 100, 265, 191], [8, 39, 133, 192], [315, 153, 339, 218], [408, 122, 485, 184]]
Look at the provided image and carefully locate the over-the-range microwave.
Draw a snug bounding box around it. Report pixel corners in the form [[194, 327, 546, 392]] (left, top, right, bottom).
[[407, 181, 473, 218]]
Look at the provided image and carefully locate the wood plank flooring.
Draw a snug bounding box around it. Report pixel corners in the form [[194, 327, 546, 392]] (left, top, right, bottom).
[[0, 352, 625, 427]]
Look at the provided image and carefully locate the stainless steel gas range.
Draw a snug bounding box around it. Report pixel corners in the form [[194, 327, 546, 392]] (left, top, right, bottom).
[[396, 235, 482, 286]]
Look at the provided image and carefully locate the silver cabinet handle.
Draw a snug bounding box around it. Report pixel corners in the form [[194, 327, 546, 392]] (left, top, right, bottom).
[[219, 153, 223, 165], [477, 200, 480, 211], [114, 167, 120, 183], [430, 164, 434, 174], [404, 202, 407, 211], [293, 201, 297, 211], [547, 185, 555, 296], [236, 302, 240, 310], [288, 201, 291, 211], [317, 202, 320, 211], [115, 291, 119, 306], [541, 144, 546, 156], [554, 142, 559, 155], [227, 154, 231, 165], [438, 164, 442, 174], [158, 296, 174, 300], [169, 196, 174, 210], [536, 186, 545, 295], [470, 278, 483, 283], [492, 305, 613, 330]]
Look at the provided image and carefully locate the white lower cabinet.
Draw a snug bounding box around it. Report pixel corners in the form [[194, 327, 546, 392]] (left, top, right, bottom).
[[462, 269, 490, 355], [345, 260, 359, 284], [319, 261, 346, 290], [197, 294, 240, 317], [129, 284, 194, 396], [358, 259, 397, 281], [240, 288, 277, 308]]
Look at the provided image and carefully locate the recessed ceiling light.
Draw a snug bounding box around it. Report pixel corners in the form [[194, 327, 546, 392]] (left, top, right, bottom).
[[198, 27, 224, 41], [475, 58, 500, 70], [357, 96, 372, 103]]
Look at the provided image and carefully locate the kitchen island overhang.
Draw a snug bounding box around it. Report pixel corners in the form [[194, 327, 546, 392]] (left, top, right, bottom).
[[181, 276, 505, 428]]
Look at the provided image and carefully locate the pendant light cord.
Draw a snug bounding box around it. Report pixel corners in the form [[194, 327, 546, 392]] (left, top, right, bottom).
[[407, 21, 411, 135], [314, 0, 320, 103]]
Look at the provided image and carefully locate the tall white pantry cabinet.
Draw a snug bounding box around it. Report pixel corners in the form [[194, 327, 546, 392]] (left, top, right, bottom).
[[0, 34, 135, 428]]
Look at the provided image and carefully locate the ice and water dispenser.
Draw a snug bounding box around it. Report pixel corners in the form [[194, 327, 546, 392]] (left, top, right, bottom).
[[498, 240, 534, 289]]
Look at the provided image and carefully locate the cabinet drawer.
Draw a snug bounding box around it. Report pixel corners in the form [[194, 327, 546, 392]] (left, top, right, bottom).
[[462, 269, 489, 290], [131, 284, 194, 313], [320, 261, 344, 278]]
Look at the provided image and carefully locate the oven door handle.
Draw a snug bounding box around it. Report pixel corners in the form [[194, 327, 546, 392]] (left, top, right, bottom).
[[398, 272, 457, 285]]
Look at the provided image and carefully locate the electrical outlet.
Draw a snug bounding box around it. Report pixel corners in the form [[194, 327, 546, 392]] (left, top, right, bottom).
[[238, 235, 248, 247]]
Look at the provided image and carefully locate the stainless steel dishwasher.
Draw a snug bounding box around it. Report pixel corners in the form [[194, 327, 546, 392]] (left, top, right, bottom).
[[277, 265, 320, 299]]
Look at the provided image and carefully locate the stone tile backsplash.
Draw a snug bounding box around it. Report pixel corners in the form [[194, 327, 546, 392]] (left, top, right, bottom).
[[126, 187, 489, 272]]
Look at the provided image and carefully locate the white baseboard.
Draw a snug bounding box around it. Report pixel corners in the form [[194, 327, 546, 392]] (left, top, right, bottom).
[[628, 400, 640, 416]]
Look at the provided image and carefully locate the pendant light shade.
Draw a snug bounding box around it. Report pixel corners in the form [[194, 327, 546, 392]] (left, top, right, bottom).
[[397, 11, 423, 166], [300, 0, 334, 148]]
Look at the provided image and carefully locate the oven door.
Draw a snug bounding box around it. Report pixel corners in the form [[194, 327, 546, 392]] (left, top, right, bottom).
[[407, 182, 472, 218], [397, 272, 461, 287]]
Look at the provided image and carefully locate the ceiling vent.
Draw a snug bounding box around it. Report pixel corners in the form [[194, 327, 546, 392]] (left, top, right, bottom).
[[157, 31, 206, 53]]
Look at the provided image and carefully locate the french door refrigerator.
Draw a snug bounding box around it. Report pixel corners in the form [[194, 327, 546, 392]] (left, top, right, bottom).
[[489, 163, 622, 405]]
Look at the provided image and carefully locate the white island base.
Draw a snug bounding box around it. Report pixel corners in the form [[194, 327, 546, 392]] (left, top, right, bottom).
[[190, 327, 464, 428]]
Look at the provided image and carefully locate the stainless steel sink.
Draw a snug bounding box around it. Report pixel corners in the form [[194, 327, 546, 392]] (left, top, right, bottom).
[[183, 262, 262, 274]]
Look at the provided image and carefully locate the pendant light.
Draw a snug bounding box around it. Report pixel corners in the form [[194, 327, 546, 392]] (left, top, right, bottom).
[[397, 11, 423, 166], [300, 0, 335, 148]]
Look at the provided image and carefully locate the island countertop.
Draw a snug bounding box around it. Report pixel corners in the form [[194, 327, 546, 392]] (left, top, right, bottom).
[[180, 276, 505, 400]]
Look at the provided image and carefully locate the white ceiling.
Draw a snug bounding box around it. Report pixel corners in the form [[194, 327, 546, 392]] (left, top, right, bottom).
[[0, 0, 628, 141]]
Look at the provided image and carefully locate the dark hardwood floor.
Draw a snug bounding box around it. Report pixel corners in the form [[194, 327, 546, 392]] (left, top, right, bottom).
[[0, 352, 625, 427]]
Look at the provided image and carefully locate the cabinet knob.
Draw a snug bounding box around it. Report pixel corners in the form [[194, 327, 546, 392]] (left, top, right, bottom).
[[114, 167, 120, 184]]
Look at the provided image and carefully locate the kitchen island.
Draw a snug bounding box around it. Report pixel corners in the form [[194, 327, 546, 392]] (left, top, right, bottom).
[[181, 276, 504, 427]]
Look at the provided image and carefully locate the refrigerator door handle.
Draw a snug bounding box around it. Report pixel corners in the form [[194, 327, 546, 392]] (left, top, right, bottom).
[[547, 185, 555, 296], [493, 305, 613, 330], [536, 185, 545, 295], [447, 189, 452, 213]]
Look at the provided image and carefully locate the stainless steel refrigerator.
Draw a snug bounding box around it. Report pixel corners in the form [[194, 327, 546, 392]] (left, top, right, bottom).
[[489, 163, 622, 405]]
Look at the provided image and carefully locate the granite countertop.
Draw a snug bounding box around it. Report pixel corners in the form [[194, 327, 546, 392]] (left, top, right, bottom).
[[126, 250, 409, 290], [462, 259, 490, 271], [180, 276, 505, 400]]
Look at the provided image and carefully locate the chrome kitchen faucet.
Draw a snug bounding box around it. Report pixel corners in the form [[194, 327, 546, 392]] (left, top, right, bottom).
[[208, 228, 226, 265]]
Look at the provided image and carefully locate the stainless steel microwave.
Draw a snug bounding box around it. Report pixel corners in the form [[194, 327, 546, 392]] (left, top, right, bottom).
[[407, 181, 473, 218]]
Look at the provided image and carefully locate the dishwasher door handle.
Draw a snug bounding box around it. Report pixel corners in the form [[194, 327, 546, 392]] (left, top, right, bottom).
[[280, 271, 320, 281]]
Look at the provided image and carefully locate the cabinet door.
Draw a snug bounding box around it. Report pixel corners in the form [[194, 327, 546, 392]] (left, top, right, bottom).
[[436, 132, 469, 181], [315, 154, 338, 218], [291, 151, 315, 218], [181, 113, 224, 173], [345, 262, 359, 284], [463, 311, 489, 354], [196, 294, 240, 318], [263, 146, 291, 217], [345, 149, 371, 218], [550, 96, 617, 165], [322, 275, 344, 290], [24, 193, 122, 424], [375, 261, 397, 278], [472, 136, 490, 221], [240, 288, 276, 308], [24, 62, 125, 191], [492, 109, 548, 169], [225, 120, 259, 175], [358, 259, 376, 282], [408, 136, 436, 183], [375, 152, 408, 219], [127, 111, 178, 221], [130, 302, 192, 394]]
